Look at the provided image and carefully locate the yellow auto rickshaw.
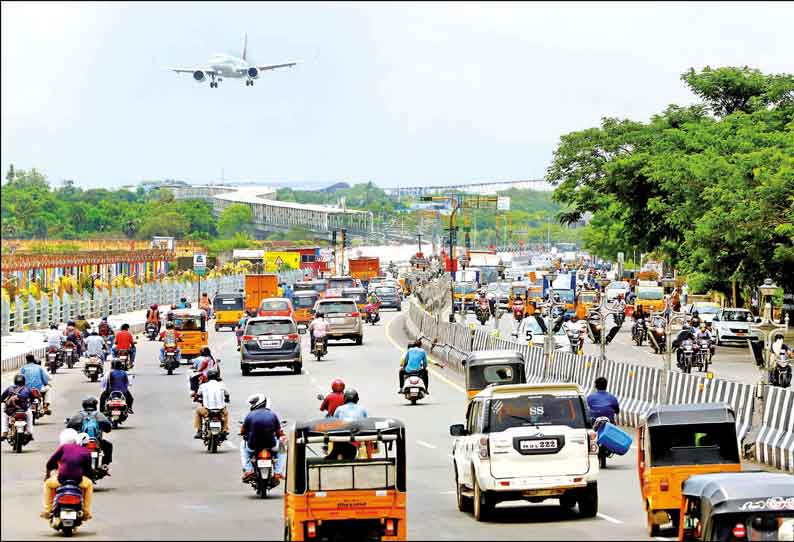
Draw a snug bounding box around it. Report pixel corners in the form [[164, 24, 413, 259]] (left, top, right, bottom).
[[638, 403, 742, 536], [508, 282, 529, 313], [213, 292, 245, 332], [576, 290, 599, 320], [284, 417, 407, 541], [462, 349, 526, 400], [169, 309, 208, 361], [292, 290, 319, 328]]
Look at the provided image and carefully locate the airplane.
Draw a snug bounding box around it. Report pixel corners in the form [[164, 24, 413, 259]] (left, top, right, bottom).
[[169, 33, 298, 88]]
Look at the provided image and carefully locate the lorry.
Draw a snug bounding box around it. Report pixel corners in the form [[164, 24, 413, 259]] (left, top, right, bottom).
[[244, 274, 279, 313], [348, 257, 380, 286]]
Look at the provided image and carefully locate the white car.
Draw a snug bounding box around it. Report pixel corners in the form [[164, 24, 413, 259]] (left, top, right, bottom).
[[687, 302, 722, 324], [712, 308, 760, 345], [604, 281, 630, 301], [513, 315, 572, 352], [450, 383, 599, 521]]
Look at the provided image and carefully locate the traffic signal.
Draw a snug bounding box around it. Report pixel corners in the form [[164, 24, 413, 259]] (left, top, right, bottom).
[[341, 228, 347, 249], [331, 230, 337, 246]]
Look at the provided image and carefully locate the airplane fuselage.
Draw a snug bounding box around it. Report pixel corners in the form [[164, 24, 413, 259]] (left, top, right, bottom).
[[206, 54, 250, 78]]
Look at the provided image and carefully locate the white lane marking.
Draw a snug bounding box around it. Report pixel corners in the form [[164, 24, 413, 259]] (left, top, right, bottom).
[[416, 440, 437, 449], [654, 538, 675, 541], [597, 513, 623, 524], [439, 490, 456, 495]]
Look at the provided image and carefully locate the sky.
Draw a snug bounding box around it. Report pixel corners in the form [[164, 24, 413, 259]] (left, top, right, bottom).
[[2, 1, 793, 190]]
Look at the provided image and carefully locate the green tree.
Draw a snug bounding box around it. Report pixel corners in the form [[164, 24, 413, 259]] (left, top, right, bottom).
[[217, 203, 253, 238]]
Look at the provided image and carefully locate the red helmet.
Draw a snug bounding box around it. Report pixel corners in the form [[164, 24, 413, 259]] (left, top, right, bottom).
[[151, 304, 158, 310], [331, 379, 345, 393]]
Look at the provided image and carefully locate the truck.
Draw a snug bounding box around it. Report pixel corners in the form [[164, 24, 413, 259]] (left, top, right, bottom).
[[244, 274, 279, 313], [348, 257, 380, 285]]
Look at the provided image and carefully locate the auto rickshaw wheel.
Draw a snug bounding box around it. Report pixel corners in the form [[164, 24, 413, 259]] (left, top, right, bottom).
[[647, 510, 661, 537], [283, 524, 291, 541], [215, 324, 219, 332]]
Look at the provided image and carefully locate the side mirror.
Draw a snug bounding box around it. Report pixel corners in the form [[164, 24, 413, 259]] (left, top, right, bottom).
[[449, 424, 468, 437], [712, 316, 719, 321], [298, 327, 307, 335], [756, 317, 762, 324], [316, 393, 324, 401]]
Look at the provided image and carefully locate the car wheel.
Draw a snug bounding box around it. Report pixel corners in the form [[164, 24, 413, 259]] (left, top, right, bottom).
[[455, 469, 473, 513], [293, 362, 302, 375], [559, 495, 577, 510], [214, 324, 219, 332], [715, 331, 721, 346], [472, 472, 491, 521], [241, 365, 250, 376], [578, 483, 598, 517], [355, 335, 363, 345]]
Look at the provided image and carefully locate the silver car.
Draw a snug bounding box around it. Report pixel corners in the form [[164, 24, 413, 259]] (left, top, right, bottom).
[[313, 298, 364, 345], [712, 308, 760, 345]]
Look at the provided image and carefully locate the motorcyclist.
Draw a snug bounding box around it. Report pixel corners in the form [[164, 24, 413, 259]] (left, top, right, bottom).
[[20, 353, 51, 415], [112, 323, 136, 364], [695, 323, 715, 358], [84, 330, 107, 362], [63, 320, 84, 356], [66, 397, 112, 470], [99, 361, 134, 414], [97, 317, 114, 344], [74, 315, 91, 335], [176, 297, 189, 310], [158, 321, 183, 364], [46, 323, 64, 351], [308, 313, 329, 352], [1, 374, 34, 440], [674, 324, 698, 368], [632, 305, 649, 340], [199, 293, 212, 319], [193, 368, 229, 439], [586, 377, 620, 423], [476, 290, 490, 321], [689, 310, 701, 330], [190, 347, 218, 395], [367, 291, 381, 306], [41, 429, 93, 521], [563, 314, 586, 353], [240, 394, 286, 485], [320, 379, 346, 417], [145, 304, 161, 334], [334, 388, 368, 420], [614, 294, 627, 326], [769, 334, 792, 388], [399, 339, 430, 393]]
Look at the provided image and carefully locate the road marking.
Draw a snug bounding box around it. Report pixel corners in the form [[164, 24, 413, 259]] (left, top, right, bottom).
[[384, 316, 465, 393], [416, 440, 437, 449], [654, 538, 675, 541], [439, 490, 456, 495], [597, 513, 623, 524]]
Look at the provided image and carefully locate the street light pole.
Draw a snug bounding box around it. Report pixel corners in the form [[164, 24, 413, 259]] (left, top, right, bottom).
[[448, 198, 460, 323], [541, 271, 561, 380], [590, 278, 624, 370], [655, 310, 688, 404]]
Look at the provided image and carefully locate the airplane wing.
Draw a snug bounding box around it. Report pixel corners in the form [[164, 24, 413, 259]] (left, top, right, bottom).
[[169, 67, 218, 75], [251, 61, 300, 72]]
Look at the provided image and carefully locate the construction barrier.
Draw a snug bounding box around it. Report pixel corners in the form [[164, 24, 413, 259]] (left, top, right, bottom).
[[755, 386, 794, 473]]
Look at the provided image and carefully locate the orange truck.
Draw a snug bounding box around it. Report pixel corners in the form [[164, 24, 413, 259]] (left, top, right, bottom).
[[349, 257, 380, 284], [244, 274, 279, 313]]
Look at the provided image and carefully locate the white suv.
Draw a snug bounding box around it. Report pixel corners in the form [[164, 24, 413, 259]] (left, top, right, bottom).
[[450, 383, 599, 521]]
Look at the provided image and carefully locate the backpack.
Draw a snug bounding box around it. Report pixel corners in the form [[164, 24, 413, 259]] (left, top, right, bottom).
[[81, 412, 101, 439], [163, 330, 177, 348]]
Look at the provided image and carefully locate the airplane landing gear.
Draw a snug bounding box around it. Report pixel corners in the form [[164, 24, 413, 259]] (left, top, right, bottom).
[[246, 79, 254, 86]]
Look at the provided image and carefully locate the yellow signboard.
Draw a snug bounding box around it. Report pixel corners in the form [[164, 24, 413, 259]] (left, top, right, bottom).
[[263, 251, 300, 272]]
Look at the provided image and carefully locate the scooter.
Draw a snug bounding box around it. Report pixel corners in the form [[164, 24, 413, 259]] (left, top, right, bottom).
[[401, 374, 428, 405], [161, 346, 179, 375], [566, 327, 585, 355], [6, 411, 32, 453], [145, 322, 158, 341], [104, 391, 129, 429], [632, 318, 648, 346], [592, 416, 613, 468], [83, 354, 104, 382], [364, 303, 381, 325], [83, 438, 109, 482], [47, 482, 85, 536], [62, 343, 77, 369]]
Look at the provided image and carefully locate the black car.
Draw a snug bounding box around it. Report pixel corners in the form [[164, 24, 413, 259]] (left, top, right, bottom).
[[374, 286, 402, 311], [240, 317, 302, 375]]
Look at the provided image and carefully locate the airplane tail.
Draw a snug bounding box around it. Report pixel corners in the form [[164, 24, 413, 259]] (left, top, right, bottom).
[[241, 33, 248, 61]]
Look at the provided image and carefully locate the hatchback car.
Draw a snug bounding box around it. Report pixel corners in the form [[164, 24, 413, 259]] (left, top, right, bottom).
[[240, 317, 302, 375], [313, 298, 364, 345], [257, 297, 294, 318], [450, 383, 599, 521], [374, 286, 402, 311], [513, 315, 572, 352], [712, 308, 760, 345]]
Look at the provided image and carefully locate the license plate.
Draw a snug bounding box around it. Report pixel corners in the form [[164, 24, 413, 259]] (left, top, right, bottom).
[[410, 387, 419, 393], [209, 421, 222, 428], [14, 421, 26, 428], [257, 459, 272, 467], [60, 510, 77, 520], [112, 410, 121, 416], [520, 439, 558, 451], [91, 452, 98, 458], [88, 367, 97, 372], [259, 340, 280, 348], [330, 317, 346, 324]]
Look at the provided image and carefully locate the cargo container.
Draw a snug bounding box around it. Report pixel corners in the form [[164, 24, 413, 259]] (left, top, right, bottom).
[[244, 274, 279, 312], [349, 257, 380, 284]]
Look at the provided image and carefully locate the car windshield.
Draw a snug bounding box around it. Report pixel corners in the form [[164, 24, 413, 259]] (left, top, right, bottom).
[[260, 300, 290, 312], [721, 310, 752, 322], [328, 278, 355, 290], [489, 394, 587, 432], [637, 287, 663, 300], [579, 292, 598, 303], [454, 283, 477, 294], [246, 320, 295, 336], [214, 297, 243, 310], [553, 289, 575, 303], [317, 301, 357, 315], [608, 282, 629, 290], [292, 296, 316, 308], [376, 287, 396, 296], [173, 317, 203, 331], [694, 304, 720, 314]]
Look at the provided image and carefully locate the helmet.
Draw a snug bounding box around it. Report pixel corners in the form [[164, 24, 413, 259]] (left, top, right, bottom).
[[166, 321, 174, 329], [59, 428, 79, 446], [343, 388, 359, 404], [692, 310, 699, 317], [67, 320, 75, 327], [331, 378, 345, 393], [74, 432, 90, 446], [247, 393, 268, 411], [13, 374, 25, 386], [51, 323, 58, 330], [206, 368, 220, 381], [78, 315, 85, 320], [82, 396, 99, 412], [150, 304, 158, 310], [113, 361, 124, 370]]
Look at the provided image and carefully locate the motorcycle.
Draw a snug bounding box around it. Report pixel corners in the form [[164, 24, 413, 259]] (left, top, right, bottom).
[[83, 437, 109, 482], [104, 391, 129, 429], [115, 349, 131, 371], [475, 301, 491, 326], [6, 411, 32, 453], [62, 343, 77, 369], [246, 420, 287, 498], [566, 327, 585, 355], [697, 338, 713, 373], [83, 355, 104, 382], [31, 388, 46, 424], [46, 347, 62, 374], [770, 354, 792, 388], [145, 322, 158, 341], [364, 303, 381, 326], [313, 335, 327, 361], [48, 482, 85, 536], [161, 346, 179, 375], [512, 300, 525, 322], [632, 318, 648, 346], [649, 324, 666, 354], [592, 416, 613, 469], [402, 373, 427, 405], [202, 408, 227, 453], [679, 339, 696, 374]]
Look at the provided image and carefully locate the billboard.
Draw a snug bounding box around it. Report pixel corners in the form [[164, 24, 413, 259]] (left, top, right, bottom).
[[264, 251, 300, 272]]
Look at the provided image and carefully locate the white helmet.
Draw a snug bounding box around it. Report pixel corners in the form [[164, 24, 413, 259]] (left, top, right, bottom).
[[59, 428, 78, 446], [75, 432, 91, 446], [247, 393, 269, 411]]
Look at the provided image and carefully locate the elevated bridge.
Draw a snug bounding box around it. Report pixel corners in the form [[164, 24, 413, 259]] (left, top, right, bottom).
[[383, 179, 553, 198]]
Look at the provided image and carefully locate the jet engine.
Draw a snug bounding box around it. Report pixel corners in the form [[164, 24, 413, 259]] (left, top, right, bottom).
[[247, 67, 259, 79], [193, 70, 206, 83]]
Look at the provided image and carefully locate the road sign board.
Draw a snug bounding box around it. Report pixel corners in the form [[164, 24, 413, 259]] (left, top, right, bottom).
[[617, 252, 625, 263], [193, 253, 207, 276], [497, 197, 511, 211], [264, 251, 300, 273]]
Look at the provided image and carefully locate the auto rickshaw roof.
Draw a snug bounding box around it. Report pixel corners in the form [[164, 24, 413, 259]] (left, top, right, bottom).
[[466, 349, 525, 364], [682, 472, 794, 515], [292, 289, 320, 296], [170, 309, 206, 318], [295, 417, 405, 435], [644, 402, 736, 427], [341, 286, 367, 293], [213, 292, 244, 300]]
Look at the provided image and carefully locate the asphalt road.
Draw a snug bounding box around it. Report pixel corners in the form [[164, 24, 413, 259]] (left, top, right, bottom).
[[460, 309, 760, 384], [2, 312, 660, 541]]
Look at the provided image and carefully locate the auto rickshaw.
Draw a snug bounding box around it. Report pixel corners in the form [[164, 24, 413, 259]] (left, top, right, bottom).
[[508, 282, 530, 315], [292, 290, 319, 328], [576, 290, 599, 320], [462, 349, 526, 400], [678, 472, 794, 542], [212, 292, 245, 332], [169, 309, 208, 361], [638, 403, 742, 536], [283, 417, 407, 541], [342, 286, 369, 315]]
